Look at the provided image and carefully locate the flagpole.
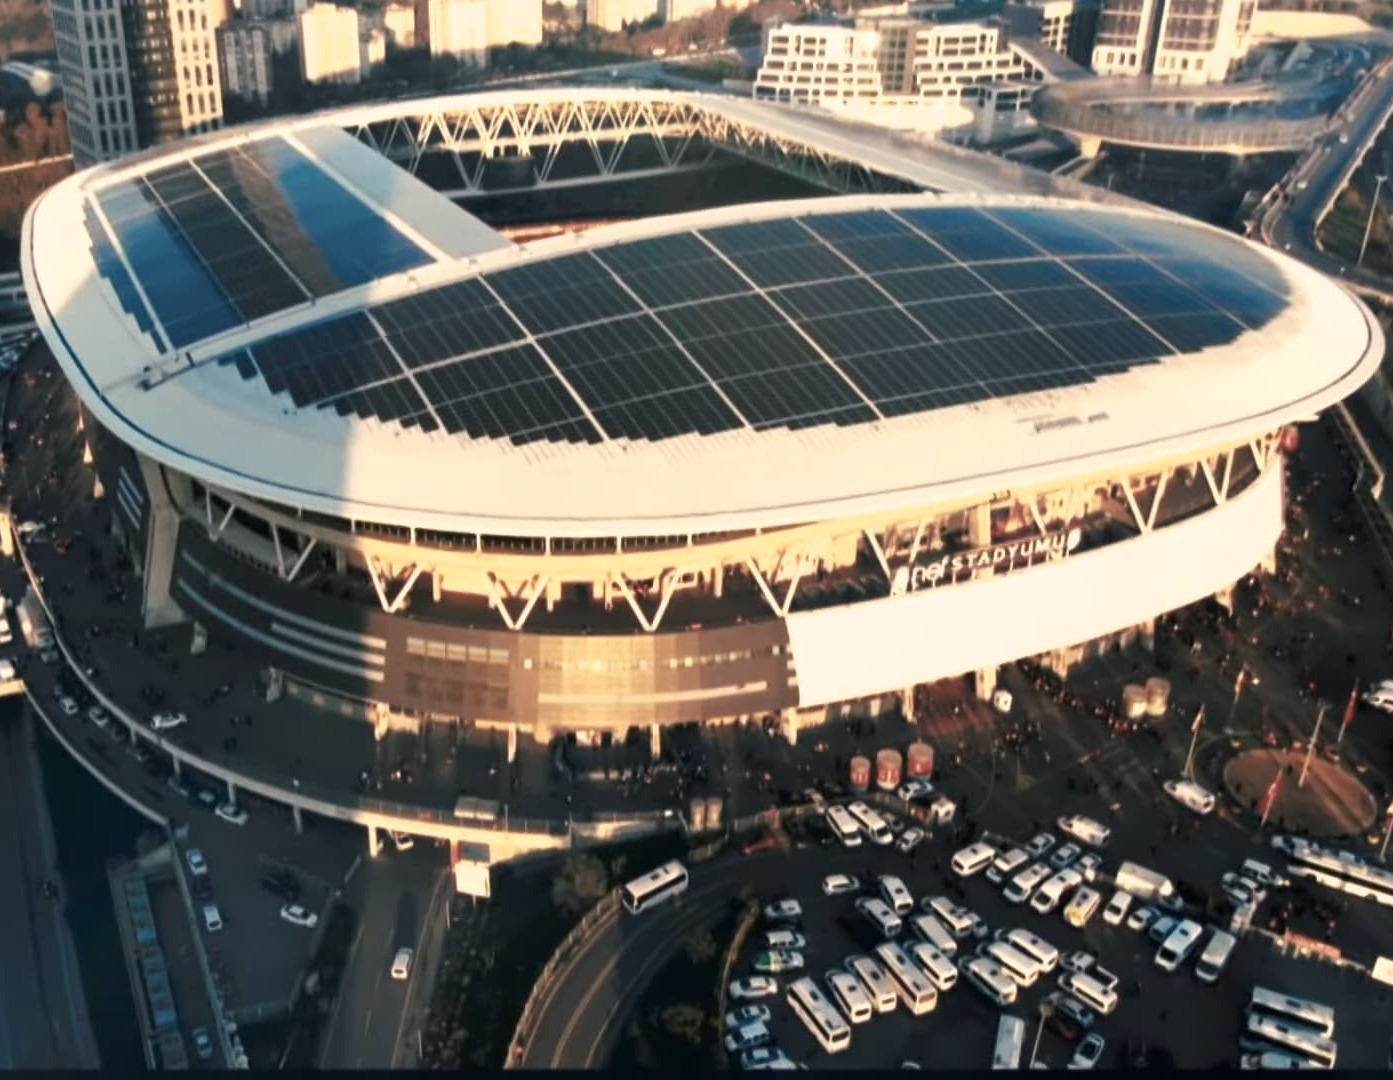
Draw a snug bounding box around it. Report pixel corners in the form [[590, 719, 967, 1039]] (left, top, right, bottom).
[[1337, 682, 1359, 747], [1184, 705, 1204, 780], [1260, 771, 1281, 830], [1298, 702, 1327, 790]]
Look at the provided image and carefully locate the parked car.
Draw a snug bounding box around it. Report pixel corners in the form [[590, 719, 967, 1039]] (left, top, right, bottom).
[[822, 874, 859, 897], [764, 931, 807, 951], [725, 1004, 772, 1030], [1102, 890, 1133, 926], [86, 706, 109, 728], [1125, 906, 1157, 932], [215, 803, 249, 827], [897, 828, 925, 854], [724, 1021, 771, 1055], [1040, 991, 1095, 1041], [201, 903, 223, 933], [1050, 843, 1082, 870], [280, 903, 318, 929], [1070, 1033, 1106, 1070], [897, 779, 934, 801], [151, 712, 188, 731], [190, 875, 214, 902], [729, 976, 778, 1001], [185, 848, 208, 876], [57, 696, 78, 717], [1026, 833, 1057, 857], [391, 947, 414, 980], [1221, 873, 1265, 908], [741, 1047, 795, 1070], [763, 899, 802, 923], [1060, 950, 1095, 974], [753, 950, 804, 974], [1163, 779, 1217, 815], [1147, 915, 1179, 944], [191, 1027, 214, 1062], [1075, 854, 1103, 882]]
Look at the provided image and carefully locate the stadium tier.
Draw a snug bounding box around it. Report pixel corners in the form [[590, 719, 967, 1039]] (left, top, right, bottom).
[[22, 90, 1382, 741]]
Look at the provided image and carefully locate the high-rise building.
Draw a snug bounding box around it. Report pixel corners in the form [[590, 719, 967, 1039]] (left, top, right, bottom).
[[660, 0, 715, 21], [1091, 0, 1253, 82], [217, 20, 280, 104], [240, 0, 307, 19], [487, 0, 542, 46], [582, 0, 659, 33], [360, 25, 388, 70], [428, 0, 486, 63], [51, 0, 226, 166], [381, 2, 417, 48], [1003, 0, 1099, 67], [298, 2, 361, 83]]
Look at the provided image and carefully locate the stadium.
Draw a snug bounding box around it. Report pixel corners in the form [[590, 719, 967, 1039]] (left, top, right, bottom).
[[21, 87, 1383, 749]]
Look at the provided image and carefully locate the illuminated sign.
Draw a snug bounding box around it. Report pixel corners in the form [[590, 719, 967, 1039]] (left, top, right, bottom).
[[889, 526, 1083, 594]]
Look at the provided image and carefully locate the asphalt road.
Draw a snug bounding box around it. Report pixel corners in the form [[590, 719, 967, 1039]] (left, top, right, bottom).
[[0, 704, 99, 1068]]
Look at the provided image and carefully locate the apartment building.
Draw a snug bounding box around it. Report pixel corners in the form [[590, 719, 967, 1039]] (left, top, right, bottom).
[[1002, 0, 1099, 66], [427, 0, 542, 62], [240, 0, 307, 19], [217, 19, 296, 104], [583, 0, 660, 33], [661, 0, 717, 21], [380, 3, 417, 48], [51, 0, 225, 165], [298, 2, 361, 83], [1091, 0, 1253, 83]]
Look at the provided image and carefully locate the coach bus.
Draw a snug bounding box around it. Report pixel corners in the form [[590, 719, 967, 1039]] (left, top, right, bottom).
[[1242, 1014, 1337, 1069], [1248, 988, 1336, 1039], [787, 977, 852, 1055], [847, 802, 893, 845], [621, 860, 689, 915], [993, 1015, 1027, 1070], [873, 941, 938, 1015], [825, 805, 863, 848], [1288, 845, 1393, 908]]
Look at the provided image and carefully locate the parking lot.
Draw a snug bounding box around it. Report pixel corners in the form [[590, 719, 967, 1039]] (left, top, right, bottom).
[[726, 795, 1393, 1070]]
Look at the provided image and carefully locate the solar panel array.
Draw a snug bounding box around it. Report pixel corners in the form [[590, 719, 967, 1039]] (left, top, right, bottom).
[[89, 136, 432, 349], [211, 205, 1291, 445]]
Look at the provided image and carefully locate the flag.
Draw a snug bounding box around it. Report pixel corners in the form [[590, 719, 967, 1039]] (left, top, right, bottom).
[[1343, 683, 1359, 732], [1191, 705, 1206, 735], [1260, 771, 1283, 819]]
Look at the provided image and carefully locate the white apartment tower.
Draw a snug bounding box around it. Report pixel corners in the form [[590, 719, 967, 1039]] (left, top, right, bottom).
[[427, 0, 542, 63], [51, 0, 226, 166], [217, 21, 276, 104], [583, 0, 660, 33], [298, 3, 361, 83], [381, 2, 417, 48], [1092, 0, 1253, 83]]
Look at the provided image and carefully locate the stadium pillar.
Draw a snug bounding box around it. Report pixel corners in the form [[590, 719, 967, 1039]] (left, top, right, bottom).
[[1077, 135, 1103, 159], [1214, 584, 1235, 615], [333, 548, 348, 575], [507, 723, 518, 764], [1138, 618, 1156, 652], [170, 755, 181, 778], [649, 723, 661, 760], [781, 709, 800, 746], [137, 455, 187, 629], [974, 666, 998, 701], [82, 440, 93, 465], [292, 804, 303, 835], [367, 824, 381, 858]]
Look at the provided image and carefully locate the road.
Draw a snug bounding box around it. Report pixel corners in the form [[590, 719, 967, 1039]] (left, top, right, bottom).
[[0, 703, 100, 1068], [318, 848, 450, 1069]]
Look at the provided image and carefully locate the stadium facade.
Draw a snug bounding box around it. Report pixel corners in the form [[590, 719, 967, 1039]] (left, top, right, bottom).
[[23, 89, 1382, 747]]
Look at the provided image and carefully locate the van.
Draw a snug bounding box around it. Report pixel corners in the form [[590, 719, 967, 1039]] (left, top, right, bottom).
[[910, 913, 957, 957], [952, 842, 997, 878], [926, 895, 976, 939], [1056, 815, 1111, 848], [908, 942, 958, 991], [1004, 864, 1051, 905], [961, 955, 1018, 1006], [978, 941, 1041, 988], [1002, 928, 1059, 973], [1029, 869, 1081, 915], [1155, 919, 1204, 972], [986, 848, 1030, 885], [1059, 971, 1118, 1015], [1240, 859, 1287, 889], [879, 875, 914, 916], [1193, 929, 1237, 984], [1063, 887, 1102, 929], [856, 897, 903, 940], [1102, 889, 1133, 926]]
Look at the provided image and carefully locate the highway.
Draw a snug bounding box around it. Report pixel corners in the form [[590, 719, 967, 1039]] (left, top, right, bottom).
[[517, 847, 868, 1070], [0, 703, 100, 1069]]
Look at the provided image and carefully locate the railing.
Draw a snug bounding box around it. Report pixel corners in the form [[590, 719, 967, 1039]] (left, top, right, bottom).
[[713, 898, 761, 1071], [505, 888, 622, 1069], [1032, 93, 1327, 151]]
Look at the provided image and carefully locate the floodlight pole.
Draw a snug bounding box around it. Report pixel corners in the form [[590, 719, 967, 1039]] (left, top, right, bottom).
[[1358, 174, 1388, 268], [1298, 702, 1327, 790]]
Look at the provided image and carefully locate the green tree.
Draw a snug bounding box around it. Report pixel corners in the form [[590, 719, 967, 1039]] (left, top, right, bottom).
[[550, 853, 610, 915], [681, 926, 717, 965], [659, 1003, 706, 1044]]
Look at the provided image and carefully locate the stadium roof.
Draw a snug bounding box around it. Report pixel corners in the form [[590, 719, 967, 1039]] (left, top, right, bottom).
[[24, 95, 1382, 538]]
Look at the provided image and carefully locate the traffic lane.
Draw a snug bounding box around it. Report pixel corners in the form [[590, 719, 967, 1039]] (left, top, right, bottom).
[[148, 879, 224, 1069]]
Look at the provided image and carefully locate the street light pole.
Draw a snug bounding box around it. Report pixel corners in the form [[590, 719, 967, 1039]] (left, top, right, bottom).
[[1298, 702, 1328, 790], [1029, 1012, 1046, 1067], [1358, 174, 1388, 267], [1183, 705, 1205, 780]]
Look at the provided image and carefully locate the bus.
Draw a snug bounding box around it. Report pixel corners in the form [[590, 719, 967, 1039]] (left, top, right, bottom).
[[1287, 844, 1393, 908], [847, 802, 893, 845], [993, 1014, 1027, 1070], [621, 860, 689, 914], [1248, 988, 1336, 1039], [787, 977, 852, 1055], [825, 969, 873, 1024], [874, 941, 938, 1015], [1242, 1014, 1337, 1069], [825, 805, 863, 848]]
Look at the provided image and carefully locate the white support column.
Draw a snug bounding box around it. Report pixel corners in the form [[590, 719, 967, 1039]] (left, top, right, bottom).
[[292, 804, 303, 835], [286, 538, 317, 582], [211, 502, 235, 540], [975, 666, 998, 701], [1120, 483, 1149, 534], [367, 824, 381, 858], [1198, 458, 1224, 505], [1146, 470, 1170, 531], [271, 523, 286, 578], [171, 755, 182, 778], [781, 709, 800, 747], [649, 723, 661, 760], [226, 779, 237, 804], [432, 572, 442, 603]]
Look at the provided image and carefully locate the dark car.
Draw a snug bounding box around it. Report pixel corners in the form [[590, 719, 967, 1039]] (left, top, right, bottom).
[[261, 871, 301, 902], [1041, 991, 1095, 1042], [191, 875, 214, 902]]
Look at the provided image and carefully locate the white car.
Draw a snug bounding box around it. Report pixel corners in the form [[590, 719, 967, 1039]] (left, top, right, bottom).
[[763, 899, 802, 923], [764, 930, 807, 951], [58, 696, 78, 717], [725, 1021, 771, 1055], [1060, 950, 1095, 974], [897, 779, 934, 801], [1362, 682, 1393, 713], [1163, 779, 1216, 815], [1075, 854, 1103, 882], [87, 706, 109, 728], [202, 903, 223, 932], [725, 1004, 772, 1029], [389, 830, 415, 852], [822, 874, 859, 897], [1221, 873, 1265, 908], [1125, 906, 1157, 932], [280, 903, 318, 929], [391, 947, 414, 980], [729, 976, 778, 1001], [151, 712, 188, 731], [897, 828, 925, 854], [1102, 890, 1132, 926], [1069, 1033, 1105, 1070], [185, 848, 209, 876], [215, 803, 249, 827]]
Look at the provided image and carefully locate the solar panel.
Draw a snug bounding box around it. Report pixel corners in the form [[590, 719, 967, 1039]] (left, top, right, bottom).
[[1150, 257, 1287, 328], [142, 165, 308, 321], [85, 204, 166, 351], [1141, 312, 1247, 354], [591, 385, 746, 441], [876, 265, 993, 305], [904, 295, 1035, 341], [416, 346, 599, 443], [538, 316, 712, 410], [701, 219, 856, 288], [486, 254, 641, 336], [893, 207, 1042, 262], [798, 308, 931, 361], [986, 208, 1127, 257], [592, 233, 748, 308], [250, 313, 408, 409], [373, 280, 524, 369], [800, 211, 952, 274], [970, 259, 1078, 293]]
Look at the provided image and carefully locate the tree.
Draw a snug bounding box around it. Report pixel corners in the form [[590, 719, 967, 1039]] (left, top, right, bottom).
[[681, 927, 717, 965], [659, 1003, 706, 1044], [550, 853, 610, 915]]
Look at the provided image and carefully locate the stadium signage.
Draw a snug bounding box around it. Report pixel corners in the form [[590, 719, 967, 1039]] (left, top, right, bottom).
[[891, 526, 1083, 594]]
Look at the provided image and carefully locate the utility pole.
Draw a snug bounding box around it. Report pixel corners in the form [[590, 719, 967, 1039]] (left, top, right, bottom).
[[1029, 1012, 1046, 1068], [1359, 174, 1388, 267], [1298, 701, 1328, 790]]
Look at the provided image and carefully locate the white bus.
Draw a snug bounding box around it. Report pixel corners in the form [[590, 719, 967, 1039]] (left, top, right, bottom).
[[961, 955, 1018, 1006], [986, 848, 1031, 885], [978, 941, 1040, 988], [1248, 988, 1336, 1040], [846, 954, 898, 1014], [787, 977, 852, 1055], [621, 860, 688, 914], [1243, 1014, 1337, 1069], [925, 895, 977, 939], [909, 914, 957, 957], [908, 941, 958, 991], [825, 969, 873, 1024], [952, 841, 998, 878], [825, 805, 864, 848], [847, 802, 893, 845], [1289, 843, 1393, 904], [1002, 928, 1059, 973], [874, 941, 938, 1015], [993, 1015, 1027, 1070]]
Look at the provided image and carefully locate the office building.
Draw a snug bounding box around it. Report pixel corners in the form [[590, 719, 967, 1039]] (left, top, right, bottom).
[[583, 0, 660, 33], [240, 0, 307, 18], [1091, 0, 1253, 83], [50, 0, 226, 166], [428, 0, 487, 63], [298, 2, 361, 84]]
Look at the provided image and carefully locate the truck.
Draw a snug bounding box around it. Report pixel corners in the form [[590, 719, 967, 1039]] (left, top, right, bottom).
[[1113, 861, 1176, 905]]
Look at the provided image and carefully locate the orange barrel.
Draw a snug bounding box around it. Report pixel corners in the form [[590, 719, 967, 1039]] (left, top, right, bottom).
[[704, 796, 723, 831], [1145, 677, 1171, 718], [906, 741, 934, 778], [876, 749, 903, 791], [689, 797, 707, 833], [1122, 684, 1148, 720], [849, 756, 872, 794]]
